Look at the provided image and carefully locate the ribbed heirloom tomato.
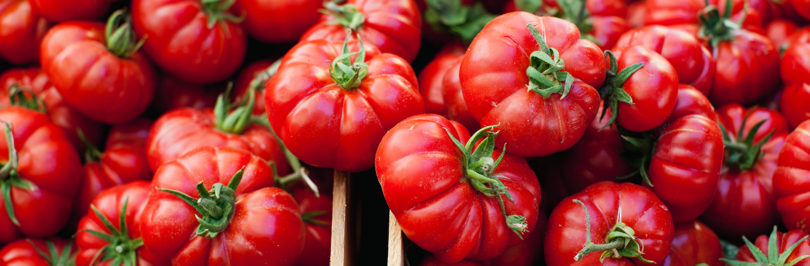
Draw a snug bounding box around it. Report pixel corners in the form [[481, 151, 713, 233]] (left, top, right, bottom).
[[0, 238, 76, 265], [0, 0, 48, 65], [780, 83, 810, 129], [774, 121, 810, 231], [441, 56, 479, 133], [376, 114, 541, 263], [460, 12, 605, 157], [727, 227, 810, 266], [663, 220, 723, 266]]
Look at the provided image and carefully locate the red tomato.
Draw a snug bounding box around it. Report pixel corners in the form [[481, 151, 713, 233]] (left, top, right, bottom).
[[644, 0, 763, 32], [266, 39, 423, 172], [300, 0, 422, 62], [28, 0, 111, 22], [140, 147, 305, 265], [626, 1, 646, 28], [766, 19, 799, 48], [234, 0, 322, 43], [663, 220, 723, 266], [132, 0, 246, 85], [441, 57, 480, 133], [0, 0, 48, 65], [613, 25, 716, 95], [0, 107, 82, 244], [781, 83, 810, 130], [795, 0, 810, 20], [291, 184, 332, 266], [418, 43, 466, 116], [76, 181, 168, 266], [661, 84, 715, 128], [376, 114, 541, 262], [0, 238, 76, 265], [0, 67, 105, 154], [700, 105, 788, 240], [40, 13, 157, 124], [233, 59, 277, 115], [545, 181, 674, 265], [150, 75, 223, 115], [460, 12, 604, 157], [732, 228, 810, 265], [782, 28, 810, 86], [774, 121, 810, 231]]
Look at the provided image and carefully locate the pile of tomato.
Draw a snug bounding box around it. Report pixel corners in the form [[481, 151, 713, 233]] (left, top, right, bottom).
[[1, 0, 810, 265]]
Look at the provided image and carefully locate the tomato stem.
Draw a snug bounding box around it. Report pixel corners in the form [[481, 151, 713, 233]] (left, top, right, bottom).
[[77, 129, 103, 163], [697, 0, 747, 48], [424, 0, 496, 44], [322, 0, 365, 32], [572, 199, 653, 263], [525, 24, 576, 100], [717, 107, 775, 171], [330, 34, 369, 91], [6, 85, 47, 113], [721, 226, 810, 266], [598, 51, 644, 130], [201, 0, 244, 35], [85, 197, 145, 266], [302, 210, 330, 226], [105, 10, 145, 59]]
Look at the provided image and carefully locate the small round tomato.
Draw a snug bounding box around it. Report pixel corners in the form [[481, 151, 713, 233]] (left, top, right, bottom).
[[418, 43, 466, 117], [782, 28, 810, 86], [663, 220, 723, 266], [545, 181, 674, 265], [149, 74, 223, 115], [730, 228, 810, 265], [774, 121, 810, 231], [780, 83, 810, 130], [0, 238, 76, 265], [291, 183, 332, 266], [765, 19, 799, 48], [0, 0, 48, 65], [441, 57, 479, 133], [234, 0, 322, 43], [233, 59, 278, 115], [29, 0, 112, 22]]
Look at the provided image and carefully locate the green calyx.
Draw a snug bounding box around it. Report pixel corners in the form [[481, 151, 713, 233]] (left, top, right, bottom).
[[615, 126, 657, 187], [214, 83, 258, 134], [201, 0, 244, 33], [598, 50, 644, 130], [321, 0, 365, 32], [329, 35, 369, 91], [77, 129, 103, 163], [27, 239, 76, 266], [721, 226, 810, 266], [697, 0, 747, 48], [301, 210, 329, 227], [718, 108, 775, 171], [160, 168, 245, 239], [525, 24, 576, 100], [105, 10, 145, 59], [572, 199, 653, 263], [0, 122, 34, 227], [424, 0, 496, 44], [555, 0, 598, 44], [444, 125, 529, 238], [6, 84, 47, 113], [84, 197, 144, 266]]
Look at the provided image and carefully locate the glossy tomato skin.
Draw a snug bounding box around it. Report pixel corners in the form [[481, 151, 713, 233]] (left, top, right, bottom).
[[234, 0, 321, 43], [795, 0, 810, 20], [660, 85, 715, 129], [663, 220, 723, 266], [0, 0, 48, 65], [300, 0, 422, 62], [700, 105, 788, 240], [782, 28, 810, 86], [707, 30, 780, 106], [610, 46, 679, 132], [613, 25, 716, 95], [418, 43, 466, 117], [292, 184, 332, 266], [0, 67, 105, 154], [233, 59, 274, 115], [0, 238, 76, 266], [40, 21, 157, 124], [266, 40, 423, 172], [737, 230, 810, 265], [774, 121, 810, 231], [132, 0, 247, 85], [76, 181, 168, 266], [644, 0, 763, 32], [545, 181, 674, 266], [147, 108, 291, 174], [766, 19, 799, 48], [140, 147, 305, 265], [460, 13, 604, 157], [29, 0, 111, 22], [376, 114, 541, 263], [0, 107, 82, 243], [149, 74, 223, 115], [781, 83, 810, 129], [441, 57, 480, 133]]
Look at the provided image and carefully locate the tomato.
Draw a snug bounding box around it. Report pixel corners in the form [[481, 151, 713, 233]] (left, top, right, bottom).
[[266, 39, 423, 172], [545, 181, 674, 265], [730, 228, 810, 266], [140, 147, 305, 265], [40, 12, 157, 124], [774, 121, 810, 231], [644, 0, 763, 33], [782, 28, 810, 86], [28, 0, 111, 22], [150, 75, 223, 115], [441, 56, 479, 133], [765, 19, 799, 48], [780, 83, 810, 130], [132, 0, 246, 85], [0, 67, 105, 154], [626, 1, 646, 28], [291, 183, 332, 266], [300, 0, 422, 62], [0, 0, 48, 65], [234, 0, 322, 43], [0, 238, 76, 265], [661, 84, 715, 128], [418, 43, 466, 117], [76, 181, 168, 266], [233, 59, 278, 115], [795, 0, 810, 20], [460, 12, 605, 157], [663, 220, 723, 266], [700, 105, 788, 240], [376, 114, 541, 262], [613, 25, 715, 95], [0, 107, 82, 244], [70, 119, 154, 231]]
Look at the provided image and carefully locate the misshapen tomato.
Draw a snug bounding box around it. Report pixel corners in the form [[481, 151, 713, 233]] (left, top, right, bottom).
[[29, 0, 112, 22], [780, 83, 810, 130], [0, 238, 76, 265], [0, 0, 48, 65], [663, 220, 723, 266], [441, 57, 479, 133], [460, 12, 604, 157], [418, 43, 466, 117], [376, 114, 541, 263], [774, 121, 810, 232], [234, 0, 322, 43]]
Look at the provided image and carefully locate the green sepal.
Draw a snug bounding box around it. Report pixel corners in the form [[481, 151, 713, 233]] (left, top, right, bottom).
[[302, 210, 330, 226], [159, 168, 244, 239], [598, 51, 643, 130], [525, 24, 575, 99], [321, 0, 365, 32], [105, 10, 146, 59], [515, 0, 542, 13], [6, 85, 47, 113], [201, 0, 245, 35], [27, 239, 76, 266], [84, 197, 144, 266], [722, 226, 810, 266]]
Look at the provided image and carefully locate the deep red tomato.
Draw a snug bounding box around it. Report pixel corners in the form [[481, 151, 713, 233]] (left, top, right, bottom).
[[774, 121, 810, 231], [418, 43, 466, 117], [71, 119, 154, 231], [441, 57, 479, 133], [545, 181, 674, 265], [0, 67, 105, 154], [28, 0, 111, 22], [644, 0, 763, 32], [460, 12, 605, 157], [291, 183, 332, 266], [731, 228, 810, 266], [766, 19, 799, 48], [700, 105, 788, 241], [132, 0, 246, 85], [149, 74, 223, 115], [794, 0, 810, 20], [0, 0, 48, 65], [266, 39, 423, 172], [376, 114, 541, 263], [613, 25, 716, 95], [626, 1, 646, 28], [234, 0, 322, 43], [780, 83, 810, 130], [140, 147, 305, 265], [782, 28, 810, 86], [0, 238, 76, 266], [661, 84, 715, 128], [0, 107, 82, 244], [233, 59, 278, 115], [663, 220, 723, 266], [40, 12, 157, 124], [76, 181, 168, 266]]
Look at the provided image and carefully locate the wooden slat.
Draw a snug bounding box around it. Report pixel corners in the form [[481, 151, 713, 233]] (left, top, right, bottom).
[[330, 170, 354, 266], [388, 211, 405, 266]]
